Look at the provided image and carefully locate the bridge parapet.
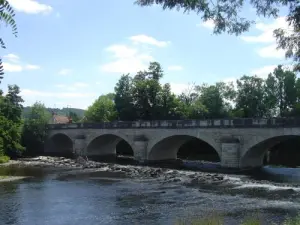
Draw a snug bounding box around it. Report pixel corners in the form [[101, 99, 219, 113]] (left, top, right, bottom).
[[47, 117, 300, 130]]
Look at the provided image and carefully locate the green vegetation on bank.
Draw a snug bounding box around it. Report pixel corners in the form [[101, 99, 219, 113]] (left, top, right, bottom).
[[0, 156, 10, 164]]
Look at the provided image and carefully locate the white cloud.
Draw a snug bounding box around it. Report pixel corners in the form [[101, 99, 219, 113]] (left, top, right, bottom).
[[2, 54, 40, 72], [4, 53, 19, 62], [250, 64, 293, 78], [257, 44, 285, 58], [241, 17, 289, 43], [251, 65, 277, 78], [170, 83, 190, 94], [21, 89, 95, 98], [101, 34, 171, 74], [3, 62, 23, 72], [25, 64, 40, 70], [129, 35, 170, 47], [167, 65, 183, 71], [106, 45, 138, 58], [55, 82, 89, 91], [241, 17, 292, 59], [197, 19, 215, 29], [101, 44, 154, 73], [8, 0, 53, 14], [21, 89, 97, 109], [58, 69, 72, 76]]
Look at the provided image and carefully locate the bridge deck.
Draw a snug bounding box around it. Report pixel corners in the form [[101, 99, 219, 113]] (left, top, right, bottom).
[[47, 118, 300, 129]]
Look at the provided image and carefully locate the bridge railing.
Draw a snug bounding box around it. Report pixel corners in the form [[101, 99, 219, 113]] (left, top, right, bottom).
[[46, 117, 300, 130]]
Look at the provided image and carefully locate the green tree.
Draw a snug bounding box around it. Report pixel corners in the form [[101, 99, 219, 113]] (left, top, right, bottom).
[[264, 73, 278, 117], [184, 99, 208, 119], [69, 111, 81, 122], [85, 95, 118, 122], [158, 83, 182, 119], [235, 75, 266, 118], [0, 115, 23, 157], [0, 85, 24, 157], [197, 83, 226, 118], [114, 74, 137, 120], [132, 62, 163, 120], [22, 102, 51, 156], [0, 0, 18, 83], [264, 65, 298, 116], [0, 85, 24, 123], [135, 0, 300, 71]]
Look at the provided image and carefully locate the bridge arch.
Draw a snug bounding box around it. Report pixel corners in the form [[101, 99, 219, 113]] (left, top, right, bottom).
[[147, 134, 221, 162], [240, 135, 300, 168], [86, 133, 135, 161], [45, 133, 74, 157]]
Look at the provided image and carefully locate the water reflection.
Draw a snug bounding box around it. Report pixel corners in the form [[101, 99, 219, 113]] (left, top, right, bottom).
[[250, 166, 300, 184], [0, 182, 20, 225]]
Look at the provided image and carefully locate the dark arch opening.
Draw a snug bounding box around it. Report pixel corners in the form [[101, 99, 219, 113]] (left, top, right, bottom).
[[86, 134, 134, 163], [148, 135, 220, 169], [241, 135, 300, 168], [45, 133, 73, 158], [263, 136, 300, 168], [177, 137, 220, 162]]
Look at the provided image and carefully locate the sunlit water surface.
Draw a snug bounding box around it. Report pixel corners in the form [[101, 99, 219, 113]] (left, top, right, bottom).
[[0, 165, 299, 225]]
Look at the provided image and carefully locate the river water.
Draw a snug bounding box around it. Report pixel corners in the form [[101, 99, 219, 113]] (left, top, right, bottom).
[[0, 164, 299, 225]]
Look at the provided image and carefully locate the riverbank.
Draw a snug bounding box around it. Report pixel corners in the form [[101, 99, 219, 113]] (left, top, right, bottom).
[[0, 176, 29, 182]]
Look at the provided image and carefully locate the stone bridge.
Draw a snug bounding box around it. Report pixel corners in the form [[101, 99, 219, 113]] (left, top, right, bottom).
[[45, 118, 300, 169]]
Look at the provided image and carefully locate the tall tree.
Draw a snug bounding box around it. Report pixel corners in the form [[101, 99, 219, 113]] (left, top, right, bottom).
[[135, 0, 300, 71], [235, 75, 266, 117], [264, 73, 278, 117], [114, 74, 136, 120], [158, 83, 182, 119], [1, 85, 24, 123], [132, 62, 163, 120], [198, 83, 226, 118], [0, 85, 24, 157]]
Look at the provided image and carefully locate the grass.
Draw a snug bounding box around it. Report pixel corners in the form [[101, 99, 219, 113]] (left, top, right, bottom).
[[176, 214, 300, 225], [0, 155, 10, 164]]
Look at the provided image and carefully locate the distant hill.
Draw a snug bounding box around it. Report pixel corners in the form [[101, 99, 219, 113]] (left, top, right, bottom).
[[22, 107, 85, 119]]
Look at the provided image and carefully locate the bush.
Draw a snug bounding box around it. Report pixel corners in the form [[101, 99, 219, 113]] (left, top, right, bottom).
[[0, 156, 10, 163]]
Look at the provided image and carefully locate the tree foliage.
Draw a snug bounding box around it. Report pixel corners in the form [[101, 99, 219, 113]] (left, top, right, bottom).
[[135, 0, 300, 71], [0, 85, 24, 157], [21, 102, 51, 156], [87, 62, 300, 122], [0, 0, 18, 83], [84, 95, 118, 122]]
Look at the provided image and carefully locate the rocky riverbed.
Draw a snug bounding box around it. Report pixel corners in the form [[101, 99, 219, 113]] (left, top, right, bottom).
[[0, 156, 300, 204], [2, 156, 300, 198]]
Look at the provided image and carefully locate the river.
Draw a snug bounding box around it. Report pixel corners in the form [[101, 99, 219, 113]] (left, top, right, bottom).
[[0, 162, 299, 225]]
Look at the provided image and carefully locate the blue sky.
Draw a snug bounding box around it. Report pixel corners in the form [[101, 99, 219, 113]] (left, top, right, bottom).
[[0, 0, 293, 109]]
